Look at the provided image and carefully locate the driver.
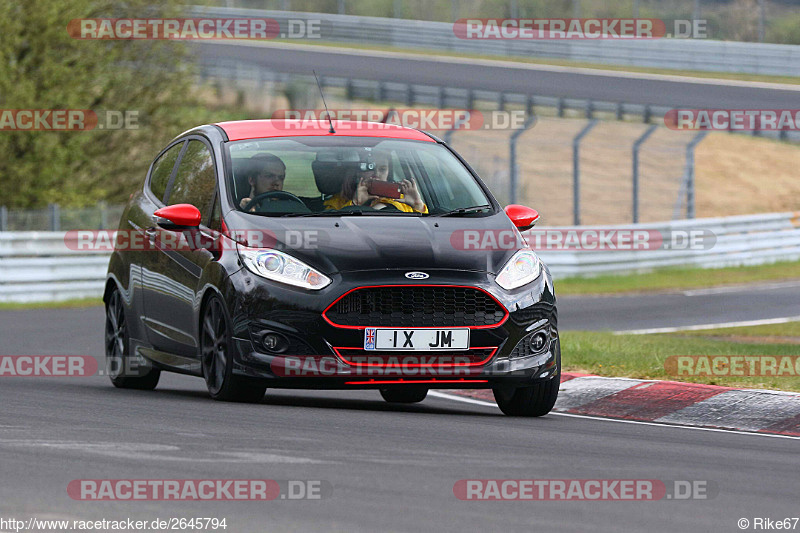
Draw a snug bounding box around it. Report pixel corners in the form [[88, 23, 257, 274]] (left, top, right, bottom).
[[239, 153, 286, 211], [324, 151, 427, 213]]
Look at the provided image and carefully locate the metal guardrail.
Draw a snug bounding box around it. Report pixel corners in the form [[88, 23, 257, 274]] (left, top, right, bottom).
[[189, 6, 800, 77], [1, 212, 799, 303]]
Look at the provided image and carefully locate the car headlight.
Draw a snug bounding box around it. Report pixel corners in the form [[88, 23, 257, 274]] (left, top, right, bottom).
[[237, 245, 331, 290], [495, 249, 541, 290]]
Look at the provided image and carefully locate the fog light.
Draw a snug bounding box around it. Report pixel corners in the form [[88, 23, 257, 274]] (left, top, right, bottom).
[[531, 331, 548, 352], [260, 332, 289, 353]]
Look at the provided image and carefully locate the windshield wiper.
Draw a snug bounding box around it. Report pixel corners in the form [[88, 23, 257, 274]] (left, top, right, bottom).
[[433, 204, 492, 217]]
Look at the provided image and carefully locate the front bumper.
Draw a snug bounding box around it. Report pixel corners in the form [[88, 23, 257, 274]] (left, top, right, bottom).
[[227, 267, 558, 389]]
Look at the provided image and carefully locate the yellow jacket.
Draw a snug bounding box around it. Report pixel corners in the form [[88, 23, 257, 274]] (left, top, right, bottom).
[[323, 194, 428, 214]]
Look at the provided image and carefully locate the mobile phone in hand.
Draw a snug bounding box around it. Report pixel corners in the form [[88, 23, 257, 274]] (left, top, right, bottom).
[[367, 180, 403, 199]]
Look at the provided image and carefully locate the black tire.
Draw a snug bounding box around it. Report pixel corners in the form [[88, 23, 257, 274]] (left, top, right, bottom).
[[493, 338, 561, 417], [201, 295, 266, 403], [105, 287, 160, 390], [380, 387, 428, 404]]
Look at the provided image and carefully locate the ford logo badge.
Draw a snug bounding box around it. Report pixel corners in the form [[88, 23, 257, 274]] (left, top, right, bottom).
[[405, 271, 429, 280]]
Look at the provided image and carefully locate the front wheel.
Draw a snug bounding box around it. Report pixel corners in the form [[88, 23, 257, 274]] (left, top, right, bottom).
[[201, 295, 266, 403], [380, 387, 428, 404], [105, 287, 160, 390], [493, 338, 561, 417]]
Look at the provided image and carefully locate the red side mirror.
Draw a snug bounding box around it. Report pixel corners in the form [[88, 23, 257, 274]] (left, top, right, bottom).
[[504, 204, 539, 231], [154, 204, 201, 228]]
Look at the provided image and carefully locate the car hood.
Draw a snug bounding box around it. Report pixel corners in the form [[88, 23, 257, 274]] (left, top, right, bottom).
[[224, 210, 524, 275]]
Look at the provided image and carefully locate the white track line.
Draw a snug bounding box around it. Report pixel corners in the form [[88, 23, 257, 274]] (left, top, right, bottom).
[[613, 315, 800, 335], [428, 391, 800, 441]]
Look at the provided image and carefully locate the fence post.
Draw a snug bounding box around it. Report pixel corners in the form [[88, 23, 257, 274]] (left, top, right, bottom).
[[572, 120, 598, 226], [684, 131, 708, 219], [0, 206, 7, 232], [49, 203, 61, 231], [509, 116, 537, 205], [632, 124, 658, 223], [100, 201, 109, 229]]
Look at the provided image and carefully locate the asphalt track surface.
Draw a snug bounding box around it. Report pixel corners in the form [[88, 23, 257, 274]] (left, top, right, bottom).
[[196, 41, 800, 109], [1, 283, 799, 532]]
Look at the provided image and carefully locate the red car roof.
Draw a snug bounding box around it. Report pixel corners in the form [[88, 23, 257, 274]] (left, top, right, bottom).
[[216, 119, 436, 142]]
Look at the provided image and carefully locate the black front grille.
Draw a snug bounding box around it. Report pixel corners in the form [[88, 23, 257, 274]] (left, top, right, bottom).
[[325, 286, 506, 327]]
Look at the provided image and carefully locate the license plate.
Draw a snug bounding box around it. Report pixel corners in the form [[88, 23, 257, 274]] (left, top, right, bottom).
[[364, 328, 469, 351]]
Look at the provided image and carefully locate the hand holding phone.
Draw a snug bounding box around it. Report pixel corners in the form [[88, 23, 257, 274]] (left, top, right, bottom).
[[367, 179, 403, 199]]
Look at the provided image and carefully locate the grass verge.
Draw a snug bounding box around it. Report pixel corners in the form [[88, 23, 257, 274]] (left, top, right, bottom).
[[555, 260, 800, 296], [562, 321, 800, 392], [0, 297, 102, 311]]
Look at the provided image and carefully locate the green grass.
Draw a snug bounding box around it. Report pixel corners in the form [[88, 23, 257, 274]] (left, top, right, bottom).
[[555, 260, 800, 296], [277, 39, 800, 86], [562, 323, 800, 392], [0, 297, 102, 311]]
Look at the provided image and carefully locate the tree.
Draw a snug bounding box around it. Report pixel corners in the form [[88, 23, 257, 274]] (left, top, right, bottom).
[[0, 0, 221, 208]]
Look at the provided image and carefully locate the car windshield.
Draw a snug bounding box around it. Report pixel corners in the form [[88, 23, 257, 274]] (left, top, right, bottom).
[[225, 136, 492, 216]]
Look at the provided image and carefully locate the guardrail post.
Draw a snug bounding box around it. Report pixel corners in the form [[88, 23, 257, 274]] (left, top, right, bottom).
[[0, 206, 7, 232], [632, 124, 658, 223], [557, 98, 565, 118], [497, 92, 505, 111], [378, 81, 386, 102], [406, 84, 415, 106], [345, 79, 354, 101], [466, 89, 474, 110], [509, 116, 537, 205], [643, 105, 651, 124], [616, 102, 624, 121], [100, 201, 109, 229], [585, 100, 594, 119], [49, 203, 61, 231], [438, 87, 446, 109], [572, 120, 598, 226], [525, 95, 534, 117], [684, 131, 708, 219]]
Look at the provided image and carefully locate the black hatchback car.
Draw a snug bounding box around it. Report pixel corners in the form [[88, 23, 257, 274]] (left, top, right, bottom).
[[104, 119, 559, 416]]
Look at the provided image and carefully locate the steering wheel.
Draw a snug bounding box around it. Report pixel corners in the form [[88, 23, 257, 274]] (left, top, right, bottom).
[[243, 191, 307, 212]]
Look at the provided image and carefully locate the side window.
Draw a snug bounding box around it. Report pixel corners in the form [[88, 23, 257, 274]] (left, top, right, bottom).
[[208, 195, 222, 231], [166, 140, 217, 218], [148, 142, 184, 202]]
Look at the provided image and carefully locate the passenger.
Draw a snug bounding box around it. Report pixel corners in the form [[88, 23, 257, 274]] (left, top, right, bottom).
[[239, 153, 286, 211], [324, 151, 427, 213]]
